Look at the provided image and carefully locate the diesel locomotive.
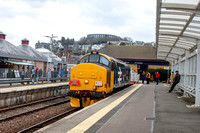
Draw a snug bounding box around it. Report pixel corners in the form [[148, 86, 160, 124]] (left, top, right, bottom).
[[68, 52, 130, 107]]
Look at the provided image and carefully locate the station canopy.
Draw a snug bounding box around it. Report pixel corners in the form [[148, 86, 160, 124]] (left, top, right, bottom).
[[156, 0, 200, 61], [0, 59, 34, 66]]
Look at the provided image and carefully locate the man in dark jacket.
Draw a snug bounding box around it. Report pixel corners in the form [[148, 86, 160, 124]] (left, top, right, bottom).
[[168, 70, 180, 93], [141, 71, 146, 84]]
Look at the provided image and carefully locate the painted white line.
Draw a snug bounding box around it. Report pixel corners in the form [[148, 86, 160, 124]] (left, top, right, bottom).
[[67, 84, 143, 133]]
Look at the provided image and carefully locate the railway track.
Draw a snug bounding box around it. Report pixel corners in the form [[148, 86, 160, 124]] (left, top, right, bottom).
[[0, 95, 74, 133], [0, 95, 67, 112], [0, 99, 69, 122], [18, 108, 80, 133]]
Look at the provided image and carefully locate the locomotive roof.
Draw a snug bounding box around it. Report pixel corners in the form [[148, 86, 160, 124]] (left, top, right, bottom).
[[80, 52, 129, 67]]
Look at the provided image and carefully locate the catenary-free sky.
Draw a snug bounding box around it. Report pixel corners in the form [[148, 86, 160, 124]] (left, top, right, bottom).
[[0, 0, 156, 48]]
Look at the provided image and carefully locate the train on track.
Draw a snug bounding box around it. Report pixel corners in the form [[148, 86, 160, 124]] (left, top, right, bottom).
[[68, 52, 131, 107]]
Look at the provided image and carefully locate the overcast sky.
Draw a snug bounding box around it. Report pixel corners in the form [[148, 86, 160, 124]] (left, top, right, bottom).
[[0, 0, 156, 48]]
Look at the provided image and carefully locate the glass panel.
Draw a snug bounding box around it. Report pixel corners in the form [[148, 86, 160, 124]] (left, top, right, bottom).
[[100, 56, 109, 66], [79, 56, 89, 63], [89, 54, 99, 63]]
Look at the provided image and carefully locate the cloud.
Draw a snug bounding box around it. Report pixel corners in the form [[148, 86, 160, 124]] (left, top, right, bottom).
[[0, 0, 156, 48]]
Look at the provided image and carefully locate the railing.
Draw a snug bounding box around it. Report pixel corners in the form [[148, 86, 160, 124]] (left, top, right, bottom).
[[0, 68, 70, 86], [0, 77, 69, 86], [0, 68, 69, 79]]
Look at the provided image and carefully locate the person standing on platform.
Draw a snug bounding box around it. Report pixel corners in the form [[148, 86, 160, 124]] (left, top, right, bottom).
[[168, 70, 180, 93], [21, 66, 25, 85], [155, 72, 160, 85], [141, 71, 146, 84], [34, 65, 38, 83], [146, 72, 151, 84]]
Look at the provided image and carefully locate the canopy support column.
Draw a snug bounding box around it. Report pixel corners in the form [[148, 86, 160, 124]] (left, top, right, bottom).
[[194, 40, 200, 106], [183, 50, 189, 97]]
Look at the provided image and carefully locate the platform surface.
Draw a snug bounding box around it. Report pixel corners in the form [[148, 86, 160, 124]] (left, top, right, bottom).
[[36, 83, 200, 133], [0, 82, 69, 92]]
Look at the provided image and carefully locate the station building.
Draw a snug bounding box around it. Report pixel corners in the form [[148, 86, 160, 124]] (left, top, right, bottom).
[[99, 45, 170, 73], [0, 31, 61, 79]]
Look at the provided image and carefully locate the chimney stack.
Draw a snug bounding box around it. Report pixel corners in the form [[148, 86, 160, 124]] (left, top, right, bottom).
[[0, 31, 6, 40], [21, 38, 29, 45]]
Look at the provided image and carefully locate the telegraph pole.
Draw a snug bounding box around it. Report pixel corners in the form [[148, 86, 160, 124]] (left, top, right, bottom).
[[44, 34, 57, 83]]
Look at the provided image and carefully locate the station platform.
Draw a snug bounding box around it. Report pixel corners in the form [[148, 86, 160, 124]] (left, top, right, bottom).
[[0, 82, 68, 92], [36, 83, 200, 133], [0, 82, 69, 108]]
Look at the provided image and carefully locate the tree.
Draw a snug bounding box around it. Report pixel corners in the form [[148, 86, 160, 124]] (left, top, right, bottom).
[[119, 42, 126, 45], [78, 37, 87, 45]]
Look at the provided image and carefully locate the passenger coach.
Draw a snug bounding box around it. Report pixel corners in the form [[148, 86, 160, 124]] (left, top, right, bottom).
[[68, 52, 130, 107]]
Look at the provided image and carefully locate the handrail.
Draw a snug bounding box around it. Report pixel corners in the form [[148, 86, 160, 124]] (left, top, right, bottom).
[[0, 77, 69, 86]]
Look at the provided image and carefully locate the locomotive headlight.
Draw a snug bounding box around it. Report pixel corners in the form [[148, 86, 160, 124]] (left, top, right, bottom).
[[80, 72, 82, 75], [92, 73, 95, 76], [85, 80, 89, 84]]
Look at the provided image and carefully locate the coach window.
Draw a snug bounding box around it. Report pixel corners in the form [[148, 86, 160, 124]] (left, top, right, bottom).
[[79, 56, 89, 63], [100, 56, 109, 66], [89, 54, 99, 63]]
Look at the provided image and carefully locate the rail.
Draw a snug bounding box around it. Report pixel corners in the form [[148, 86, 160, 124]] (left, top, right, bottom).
[[18, 108, 80, 133]]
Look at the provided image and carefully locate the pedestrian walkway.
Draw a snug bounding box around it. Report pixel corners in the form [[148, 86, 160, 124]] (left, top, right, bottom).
[[154, 84, 200, 133]]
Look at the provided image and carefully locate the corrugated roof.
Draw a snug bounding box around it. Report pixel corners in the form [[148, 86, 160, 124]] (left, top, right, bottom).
[[99, 45, 157, 60], [156, 0, 200, 61]]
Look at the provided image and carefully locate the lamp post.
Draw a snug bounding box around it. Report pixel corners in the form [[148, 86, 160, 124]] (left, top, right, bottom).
[[44, 34, 57, 83]]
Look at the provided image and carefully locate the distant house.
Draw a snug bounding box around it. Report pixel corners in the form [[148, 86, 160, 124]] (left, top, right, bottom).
[[35, 41, 50, 49]]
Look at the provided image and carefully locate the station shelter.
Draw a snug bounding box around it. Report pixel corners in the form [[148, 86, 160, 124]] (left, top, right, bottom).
[[156, 0, 200, 106]]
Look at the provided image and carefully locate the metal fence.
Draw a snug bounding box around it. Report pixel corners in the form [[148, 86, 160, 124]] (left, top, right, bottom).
[[0, 68, 69, 80]]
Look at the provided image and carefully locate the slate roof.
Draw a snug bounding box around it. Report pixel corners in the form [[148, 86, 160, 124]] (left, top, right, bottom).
[[37, 47, 62, 62], [0, 38, 47, 62], [17, 44, 47, 62], [0, 39, 33, 60], [99, 45, 157, 60], [98, 45, 168, 63]]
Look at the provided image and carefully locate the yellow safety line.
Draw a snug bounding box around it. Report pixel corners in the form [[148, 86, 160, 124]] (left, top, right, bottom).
[[0, 82, 68, 90], [67, 84, 143, 133]]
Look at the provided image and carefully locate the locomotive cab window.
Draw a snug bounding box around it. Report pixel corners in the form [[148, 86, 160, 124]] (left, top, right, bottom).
[[89, 54, 99, 63], [78, 54, 110, 66], [100, 56, 109, 66], [79, 56, 89, 63]]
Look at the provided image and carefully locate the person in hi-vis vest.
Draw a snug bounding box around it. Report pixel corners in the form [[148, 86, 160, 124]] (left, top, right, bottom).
[[146, 72, 151, 84]]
